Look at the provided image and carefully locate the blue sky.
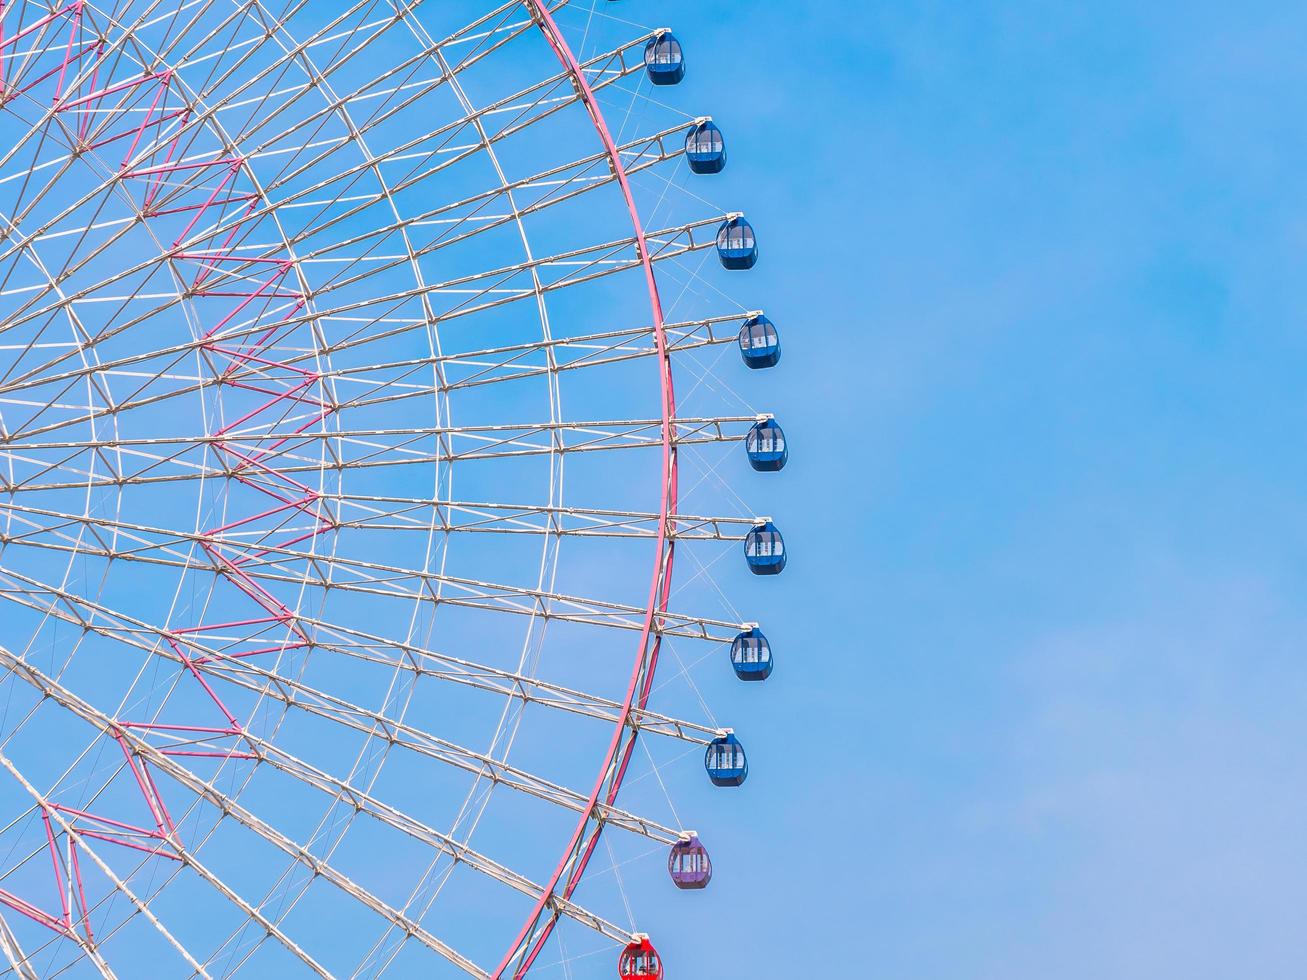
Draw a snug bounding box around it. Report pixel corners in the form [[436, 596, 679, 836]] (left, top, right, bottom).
[[640, 1, 1307, 975], [5, 2, 1307, 975]]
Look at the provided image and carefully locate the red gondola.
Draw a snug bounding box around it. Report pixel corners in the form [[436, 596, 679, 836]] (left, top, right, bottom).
[[618, 935, 664, 979]]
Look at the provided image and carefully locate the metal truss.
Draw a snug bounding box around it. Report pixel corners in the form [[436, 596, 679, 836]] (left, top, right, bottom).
[[0, 0, 777, 975]]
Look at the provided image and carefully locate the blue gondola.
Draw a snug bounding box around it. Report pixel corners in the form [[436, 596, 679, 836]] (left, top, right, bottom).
[[738, 314, 780, 369], [685, 121, 726, 174], [716, 217, 757, 270], [730, 627, 773, 680], [744, 521, 786, 575], [745, 418, 787, 471], [704, 732, 748, 787], [644, 32, 685, 85]]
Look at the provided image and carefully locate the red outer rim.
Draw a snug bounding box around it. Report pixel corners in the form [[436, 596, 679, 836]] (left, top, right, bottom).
[[492, 3, 679, 977]]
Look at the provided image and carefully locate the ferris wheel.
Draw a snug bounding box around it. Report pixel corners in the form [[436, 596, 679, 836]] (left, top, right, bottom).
[[0, 1, 790, 976]]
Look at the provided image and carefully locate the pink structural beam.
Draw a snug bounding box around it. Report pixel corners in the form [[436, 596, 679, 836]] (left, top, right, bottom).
[[494, 4, 681, 976], [0, 5, 331, 941]]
